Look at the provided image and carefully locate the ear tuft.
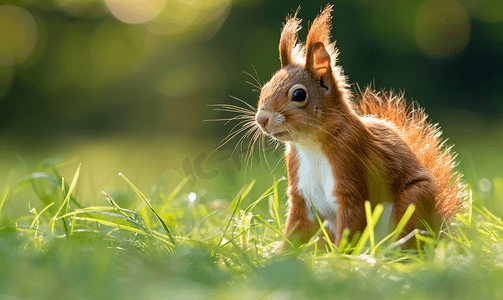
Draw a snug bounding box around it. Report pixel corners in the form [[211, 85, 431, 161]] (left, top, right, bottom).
[[279, 8, 302, 68], [305, 5, 342, 91], [305, 4, 333, 55]]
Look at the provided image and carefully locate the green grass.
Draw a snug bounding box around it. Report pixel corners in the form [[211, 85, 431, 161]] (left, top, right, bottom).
[[1, 158, 503, 299]]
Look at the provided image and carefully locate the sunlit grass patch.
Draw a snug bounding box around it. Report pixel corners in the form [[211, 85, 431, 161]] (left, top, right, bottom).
[[0, 158, 503, 299]]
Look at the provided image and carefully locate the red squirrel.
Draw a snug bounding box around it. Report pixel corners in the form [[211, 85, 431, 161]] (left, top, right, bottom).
[[253, 5, 464, 250]]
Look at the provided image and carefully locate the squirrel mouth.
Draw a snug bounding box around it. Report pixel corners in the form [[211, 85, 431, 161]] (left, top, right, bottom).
[[271, 131, 289, 138]]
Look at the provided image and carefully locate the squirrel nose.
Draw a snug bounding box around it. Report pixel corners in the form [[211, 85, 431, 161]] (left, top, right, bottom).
[[256, 110, 272, 128]]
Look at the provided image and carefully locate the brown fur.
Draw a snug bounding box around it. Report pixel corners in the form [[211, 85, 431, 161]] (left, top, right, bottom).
[[356, 90, 465, 223], [279, 9, 302, 68], [254, 5, 465, 250]]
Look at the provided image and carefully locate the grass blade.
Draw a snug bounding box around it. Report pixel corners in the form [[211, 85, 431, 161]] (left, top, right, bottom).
[[254, 215, 294, 248], [271, 177, 282, 231], [310, 198, 334, 253], [30, 202, 55, 240], [48, 164, 81, 233], [217, 195, 243, 249], [119, 172, 176, 247], [102, 191, 134, 221], [159, 177, 188, 212], [375, 204, 417, 251], [365, 201, 375, 252], [53, 166, 82, 209], [0, 189, 9, 214], [352, 202, 383, 256], [231, 180, 256, 207], [217, 180, 258, 249], [244, 177, 285, 214]]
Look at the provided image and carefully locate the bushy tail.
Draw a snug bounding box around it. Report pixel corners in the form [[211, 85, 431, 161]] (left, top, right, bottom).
[[355, 87, 466, 220]]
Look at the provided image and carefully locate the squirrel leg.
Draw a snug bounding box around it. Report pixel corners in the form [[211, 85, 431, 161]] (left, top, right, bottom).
[[281, 195, 318, 251], [314, 220, 337, 252], [393, 179, 437, 248], [335, 203, 367, 246]]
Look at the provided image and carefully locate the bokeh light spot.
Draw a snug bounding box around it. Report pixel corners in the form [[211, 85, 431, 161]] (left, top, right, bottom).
[[145, 0, 230, 37], [479, 178, 492, 192], [0, 5, 38, 66], [105, 0, 167, 24], [415, 0, 470, 59], [188, 192, 196, 204]]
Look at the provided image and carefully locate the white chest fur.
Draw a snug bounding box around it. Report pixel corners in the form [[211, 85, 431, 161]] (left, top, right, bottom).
[[295, 143, 339, 222]]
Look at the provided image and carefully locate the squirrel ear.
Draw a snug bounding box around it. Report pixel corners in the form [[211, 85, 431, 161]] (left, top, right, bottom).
[[306, 42, 331, 79], [279, 9, 301, 68]]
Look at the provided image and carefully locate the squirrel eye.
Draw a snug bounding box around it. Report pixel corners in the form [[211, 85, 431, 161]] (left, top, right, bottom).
[[291, 89, 307, 102], [288, 84, 308, 106]]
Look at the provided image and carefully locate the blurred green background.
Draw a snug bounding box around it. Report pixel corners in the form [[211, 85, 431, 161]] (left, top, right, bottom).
[[1, 0, 502, 211]]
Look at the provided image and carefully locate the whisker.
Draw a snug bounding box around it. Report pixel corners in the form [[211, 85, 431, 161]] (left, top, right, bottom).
[[245, 81, 261, 91], [260, 132, 271, 171], [210, 102, 255, 111], [245, 129, 262, 174], [222, 115, 255, 126], [204, 115, 255, 123], [243, 131, 257, 174], [280, 122, 299, 139], [240, 128, 257, 174], [268, 145, 285, 175], [295, 120, 334, 139], [273, 141, 281, 151], [209, 120, 257, 160], [236, 123, 258, 147], [211, 105, 256, 116], [231, 123, 260, 160], [209, 103, 252, 109], [211, 108, 255, 116], [213, 115, 253, 125], [221, 121, 257, 147], [209, 93, 274, 176], [259, 131, 285, 176], [222, 119, 255, 138], [229, 95, 257, 112], [252, 65, 262, 88], [243, 66, 263, 89]]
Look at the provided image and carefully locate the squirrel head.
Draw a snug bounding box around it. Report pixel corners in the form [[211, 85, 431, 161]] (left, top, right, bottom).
[[255, 5, 352, 145]]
